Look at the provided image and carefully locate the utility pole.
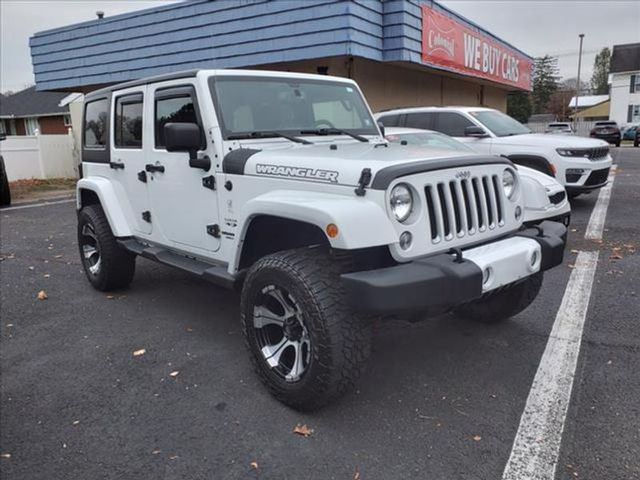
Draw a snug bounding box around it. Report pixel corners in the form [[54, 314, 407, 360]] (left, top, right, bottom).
[[574, 33, 585, 127]]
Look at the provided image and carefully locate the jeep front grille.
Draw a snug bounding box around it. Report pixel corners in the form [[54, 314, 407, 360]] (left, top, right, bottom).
[[425, 175, 504, 243]]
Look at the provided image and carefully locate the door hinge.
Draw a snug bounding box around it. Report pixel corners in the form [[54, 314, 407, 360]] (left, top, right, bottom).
[[138, 170, 147, 183], [202, 175, 216, 190], [142, 211, 152, 223], [206, 224, 220, 238]]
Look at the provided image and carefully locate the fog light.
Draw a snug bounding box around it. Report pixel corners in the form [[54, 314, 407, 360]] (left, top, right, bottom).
[[399, 231, 412, 250], [566, 168, 585, 175], [515, 206, 522, 220]]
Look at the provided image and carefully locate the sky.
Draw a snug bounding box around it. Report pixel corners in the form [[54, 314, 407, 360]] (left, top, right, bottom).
[[1, 0, 639, 93]]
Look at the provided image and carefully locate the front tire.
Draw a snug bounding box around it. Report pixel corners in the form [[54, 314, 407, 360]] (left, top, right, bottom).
[[77, 204, 136, 291], [240, 248, 371, 411], [454, 273, 543, 323]]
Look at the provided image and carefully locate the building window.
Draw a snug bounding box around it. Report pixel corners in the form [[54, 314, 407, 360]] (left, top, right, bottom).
[[83, 99, 109, 148], [629, 104, 640, 123], [114, 94, 143, 148], [25, 117, 39, 135], [0, 120, 5, 135], [631, 74, 640, 93], [155, 90, 199, 148], [63, 114, 72, 127]]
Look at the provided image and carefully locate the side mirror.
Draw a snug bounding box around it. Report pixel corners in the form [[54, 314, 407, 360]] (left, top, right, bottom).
[[464, 125, 489, 138], [164, 122, 210, 171], [377, 121, 385, 137]]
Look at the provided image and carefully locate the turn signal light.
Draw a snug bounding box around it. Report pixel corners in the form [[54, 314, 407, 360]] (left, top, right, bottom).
[[326, 223, 339, 238]]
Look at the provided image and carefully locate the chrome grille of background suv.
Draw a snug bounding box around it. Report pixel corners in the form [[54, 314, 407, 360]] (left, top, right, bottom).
[[424, 174, 505, 243]]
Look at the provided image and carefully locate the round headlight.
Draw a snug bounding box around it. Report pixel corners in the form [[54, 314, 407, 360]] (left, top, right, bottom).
[[390, 184, 413, 222], [502, 169, 517, 199]]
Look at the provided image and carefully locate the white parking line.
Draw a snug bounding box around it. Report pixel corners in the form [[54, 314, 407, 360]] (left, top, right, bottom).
[[502, 251, 599, 480], [585, 164, 617, 240], [0, 198, 75, 212], [503, 164, 617, 479]]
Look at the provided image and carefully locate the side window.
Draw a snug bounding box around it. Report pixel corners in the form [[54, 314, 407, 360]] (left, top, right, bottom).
[[114, 94, 143, 148], [155, 89, 199, 148], [405, 112, 435, 130], [84, 99, 108, 148], [377, 114, 400, 127], [433, 112, 474, 137]]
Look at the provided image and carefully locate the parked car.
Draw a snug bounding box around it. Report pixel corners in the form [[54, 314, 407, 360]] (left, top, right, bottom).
[[76, 69, 567, 410], [622, 124, 638, 141], [0, 133, 11, 207], [545, 122, 574, 134], [590, 121, 621, 147], [375, 107, 612, 198], [384, 127, 570, 226]]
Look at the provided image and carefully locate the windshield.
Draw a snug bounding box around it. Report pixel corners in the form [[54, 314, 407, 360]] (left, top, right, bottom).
[[469, 110, 531, 137], [386, 131, 473, 152], [209, 76, 378, 140]]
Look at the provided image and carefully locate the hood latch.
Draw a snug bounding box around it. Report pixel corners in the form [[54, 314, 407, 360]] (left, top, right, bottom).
[[354, 168, 372, 196]]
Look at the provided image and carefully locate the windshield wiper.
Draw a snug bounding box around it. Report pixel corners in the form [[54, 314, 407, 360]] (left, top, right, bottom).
[[227, 131, 312, 145], [299, 128, 369, 143]]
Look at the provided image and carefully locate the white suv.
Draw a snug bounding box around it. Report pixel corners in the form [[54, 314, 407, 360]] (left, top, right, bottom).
[[375, 107, 612, 197], [77, 70, 567, 410]]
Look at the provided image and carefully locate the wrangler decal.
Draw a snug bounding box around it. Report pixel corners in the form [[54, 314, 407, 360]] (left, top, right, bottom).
[[255, 164, 339, 183]]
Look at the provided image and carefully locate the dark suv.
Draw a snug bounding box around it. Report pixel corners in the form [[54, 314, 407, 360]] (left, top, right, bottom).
[[590, 121, 621, 147]]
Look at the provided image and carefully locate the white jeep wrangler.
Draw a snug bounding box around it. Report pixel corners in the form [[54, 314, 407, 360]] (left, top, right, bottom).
[[77, 70, 566, 410]]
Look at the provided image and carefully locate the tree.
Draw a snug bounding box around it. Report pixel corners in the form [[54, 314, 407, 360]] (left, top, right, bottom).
[[531, 55, 560, 114], [590, 47, 611, 95], [507, 92, 532, 123]]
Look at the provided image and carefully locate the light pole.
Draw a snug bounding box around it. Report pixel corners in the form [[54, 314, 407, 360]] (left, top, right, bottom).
[[574, 33, 585, 126]]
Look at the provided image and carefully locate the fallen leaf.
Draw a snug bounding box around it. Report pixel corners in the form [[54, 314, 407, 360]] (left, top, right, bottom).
[[1, 453, 10, 459], [570, 249, 579, 254], [133, 349, 146, 357], [43, 274, 50, 278], [169, 455, 178, 460], [54, 254, 63, 259], [169, 371, 179, 377], [152, 449, 161, 455], [472, 435, 482, 441], [37, 290, 48, 300], [186, 327, 193, 332], [28, 266, 35, 270], [568, 264, 575, 269], [354, 468, 361, 480], [72, 420, 80, 425], [609, 254, 623, 260], [250, 461, 259, 470], [106, 295, 115, 299], [293, 424, 314, 437]]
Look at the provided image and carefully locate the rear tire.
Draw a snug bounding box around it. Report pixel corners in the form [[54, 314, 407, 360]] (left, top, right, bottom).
[[240, 248, 371, 411], [454, 273, 543, 324], [77, 204, 135, 291], [0, 157, 11, 206]]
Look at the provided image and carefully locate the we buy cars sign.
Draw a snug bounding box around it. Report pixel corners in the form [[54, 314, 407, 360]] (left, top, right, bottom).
[[421, 6, 533, 91]]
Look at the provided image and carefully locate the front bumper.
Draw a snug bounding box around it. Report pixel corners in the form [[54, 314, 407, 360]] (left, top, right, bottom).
[[590, 133, 620, 144], [341, 221, 566, 314], [566, 166, 611, 193]]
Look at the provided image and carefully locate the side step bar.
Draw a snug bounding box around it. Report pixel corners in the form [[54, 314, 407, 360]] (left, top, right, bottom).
[[117, 238, 236, 289]]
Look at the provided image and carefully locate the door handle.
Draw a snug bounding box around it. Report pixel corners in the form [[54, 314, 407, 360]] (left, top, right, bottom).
[[145, 164, 165, 173], [109, 161, 125, 170]]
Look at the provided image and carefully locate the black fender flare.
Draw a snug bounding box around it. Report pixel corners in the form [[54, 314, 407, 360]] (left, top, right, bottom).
[[504, 154, 555, 177]]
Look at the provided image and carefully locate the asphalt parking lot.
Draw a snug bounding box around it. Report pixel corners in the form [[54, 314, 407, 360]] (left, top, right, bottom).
[[1, 148, 639, 480]]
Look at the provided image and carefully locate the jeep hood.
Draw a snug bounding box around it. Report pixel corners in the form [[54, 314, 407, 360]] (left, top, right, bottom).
[[227, 142, 485, 186], [495, 133, 609, 148]]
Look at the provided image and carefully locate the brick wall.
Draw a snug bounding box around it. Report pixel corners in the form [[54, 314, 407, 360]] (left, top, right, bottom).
[[38, 116, 69, 135]]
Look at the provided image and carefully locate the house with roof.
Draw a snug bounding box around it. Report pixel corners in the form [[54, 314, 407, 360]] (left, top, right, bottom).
[[0, 86, 72, 136], [609, 42, 640, 126], [568, 94, 610, 122]]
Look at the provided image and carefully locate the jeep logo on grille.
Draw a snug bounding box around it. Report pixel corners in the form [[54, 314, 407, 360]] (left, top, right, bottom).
[[455, 170, 471, 180]]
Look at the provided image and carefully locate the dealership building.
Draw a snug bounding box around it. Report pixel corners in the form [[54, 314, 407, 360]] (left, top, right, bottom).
[[30, 0, 533, 112]]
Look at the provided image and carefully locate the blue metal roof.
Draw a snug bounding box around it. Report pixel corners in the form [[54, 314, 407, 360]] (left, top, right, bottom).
[[30, 0, 532, 91]]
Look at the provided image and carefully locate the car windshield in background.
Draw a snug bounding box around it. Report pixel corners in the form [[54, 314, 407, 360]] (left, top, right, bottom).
[[209, 76, 378, 140], [469, 110, 531, 137], [386, 131, 473, 152]]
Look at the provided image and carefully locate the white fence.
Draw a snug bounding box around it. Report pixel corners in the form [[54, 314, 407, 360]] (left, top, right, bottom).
[[0, 134, 77, 181], [526, 121, 597, 137]]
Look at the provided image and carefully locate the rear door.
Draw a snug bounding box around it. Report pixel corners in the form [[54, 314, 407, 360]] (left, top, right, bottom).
[[111, 88, 152, 235]]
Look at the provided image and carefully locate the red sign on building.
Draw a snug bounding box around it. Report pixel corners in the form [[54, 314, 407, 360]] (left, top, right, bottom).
[[421, 6, 533, 91]]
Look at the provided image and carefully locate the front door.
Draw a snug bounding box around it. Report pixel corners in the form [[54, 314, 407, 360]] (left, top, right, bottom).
[[144, 82, 220, 254], [110, 87, 152, 235]]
